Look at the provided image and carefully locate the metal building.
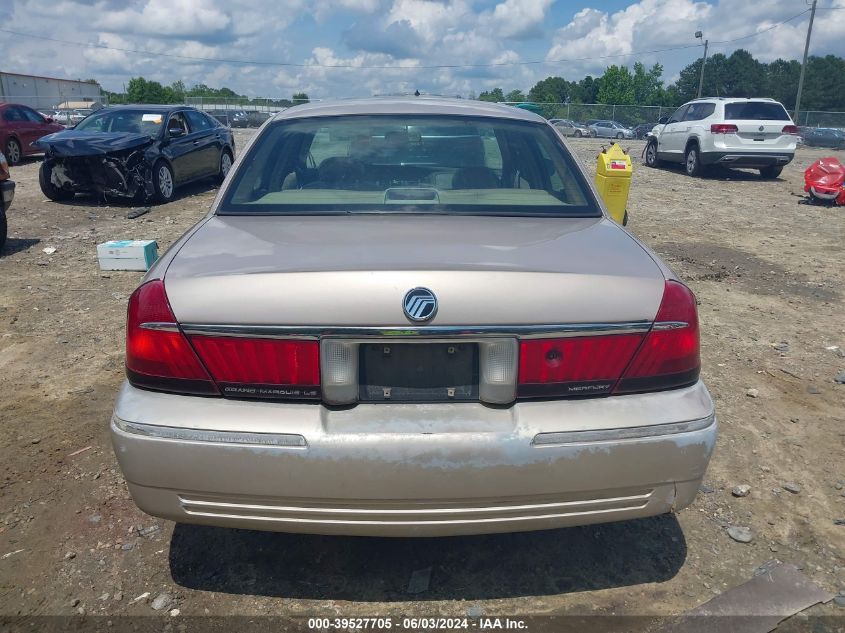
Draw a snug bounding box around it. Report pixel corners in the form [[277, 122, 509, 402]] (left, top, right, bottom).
[[0, 71, 104, 112]]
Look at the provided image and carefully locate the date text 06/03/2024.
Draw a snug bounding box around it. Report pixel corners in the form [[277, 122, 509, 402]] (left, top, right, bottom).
[[306, 617, 529, 630]]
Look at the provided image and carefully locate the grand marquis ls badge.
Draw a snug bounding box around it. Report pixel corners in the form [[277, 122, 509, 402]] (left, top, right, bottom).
[[403, 287, 437, 322]]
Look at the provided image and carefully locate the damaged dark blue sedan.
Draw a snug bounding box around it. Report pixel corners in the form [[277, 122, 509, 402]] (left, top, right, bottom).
[[34, 105, 235, 203]]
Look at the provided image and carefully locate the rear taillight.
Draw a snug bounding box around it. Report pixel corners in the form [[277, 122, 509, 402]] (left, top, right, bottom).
[[710, 124, 738, 134], [517, 280, 700, 399], [615, 280, 700, 394], [126, 280, 320, 400], [190, 336, 320, 399], [126, 280, 218, 395], [518, 334, 644, 398], [782, 125, 799, 135]]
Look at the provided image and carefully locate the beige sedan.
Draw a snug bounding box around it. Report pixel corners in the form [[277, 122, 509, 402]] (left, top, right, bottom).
[[551, 118, 594, 137], [111, 97, 716, 537]]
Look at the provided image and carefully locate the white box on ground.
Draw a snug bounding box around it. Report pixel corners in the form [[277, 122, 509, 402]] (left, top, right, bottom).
[[97, 240, 158, 271]]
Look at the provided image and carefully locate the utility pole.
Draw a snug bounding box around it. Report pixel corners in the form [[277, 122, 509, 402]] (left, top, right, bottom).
[[695, 31, 709, 98], [794, 0, 817, 126]]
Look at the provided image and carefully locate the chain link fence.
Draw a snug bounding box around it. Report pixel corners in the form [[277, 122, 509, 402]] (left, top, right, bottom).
[[183, 96, 312, 127], [503, 101, 845, 131], [793, 110, 845, 129], [503, 102, 671, 127], [4, 93, 843, 131]]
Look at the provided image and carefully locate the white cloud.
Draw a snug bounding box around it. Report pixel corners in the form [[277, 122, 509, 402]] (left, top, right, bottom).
[[485, 0, 555, 39], [385, 0, 473, 45], [545, 0, 845, 78], [96, 0, 233, 40], [2, 0, 844, 101]]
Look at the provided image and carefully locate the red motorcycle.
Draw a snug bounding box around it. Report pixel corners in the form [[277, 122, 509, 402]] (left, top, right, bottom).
[[804, 157, 845, 205]]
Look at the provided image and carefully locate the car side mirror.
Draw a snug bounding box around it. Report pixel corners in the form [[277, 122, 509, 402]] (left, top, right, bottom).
[[657, 116, 669, 124], [168, 126, 185, 138], [45, 117, 54, 124]]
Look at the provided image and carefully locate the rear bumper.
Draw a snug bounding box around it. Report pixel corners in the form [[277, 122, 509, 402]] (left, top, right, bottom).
[[111, 381, 717, 536], [1, 180, 14, 213], [701, 151, 794, 167]]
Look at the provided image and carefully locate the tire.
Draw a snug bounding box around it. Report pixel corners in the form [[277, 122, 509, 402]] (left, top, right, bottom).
[[152, 160, 176, 203], [5, 138, 21, 165], [0, 211, 6, 252], [759, 165, 783, 179], [644, 139, 661, 168], [39, 161, 74, 201], [217, 149, 233, 184], [590, 130, 597, 138], [616, 132, 624, 139], [685, 144, 705, 177], [574, 130, 582, 138]]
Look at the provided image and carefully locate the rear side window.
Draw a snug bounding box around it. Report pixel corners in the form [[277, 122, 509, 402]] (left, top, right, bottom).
[[185, 110, 212, 131], [3, 107, 25, 122], [22, 107, 46, 123], [220, 115, 598, 217], [683, 103, 715, 121], [724, 102, 790, 121]]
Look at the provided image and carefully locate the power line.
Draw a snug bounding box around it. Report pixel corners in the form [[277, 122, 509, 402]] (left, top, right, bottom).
[[0, 27, 702, 68], [0, 9, 817, 71], [708, 8, 811, 45]]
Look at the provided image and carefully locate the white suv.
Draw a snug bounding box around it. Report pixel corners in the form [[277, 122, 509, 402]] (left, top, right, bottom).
[[644, 98, 798, 178]]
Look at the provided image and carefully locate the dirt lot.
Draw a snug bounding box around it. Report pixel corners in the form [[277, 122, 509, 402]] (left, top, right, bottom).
[[1, 130, 843, 624]]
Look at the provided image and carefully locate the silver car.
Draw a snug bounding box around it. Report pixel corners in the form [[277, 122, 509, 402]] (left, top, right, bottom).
[[111, 97, 716, 537], [590, 120, 635, 139], [551, 118, 594, 138]]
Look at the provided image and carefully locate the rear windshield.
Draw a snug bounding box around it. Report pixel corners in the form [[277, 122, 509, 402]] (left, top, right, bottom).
[[219, 115, 598, 216], [724, 102, 790, 121]]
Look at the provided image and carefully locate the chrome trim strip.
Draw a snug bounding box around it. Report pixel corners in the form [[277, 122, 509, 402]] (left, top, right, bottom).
[[139, 322, 181, 333], [179, 491, 653, 515], [180, 322, 653, 340], [652, 321, 688, 331], [112, 416, 307, 448], [181, 504, 650, 526], [532, 414, 715, 446]]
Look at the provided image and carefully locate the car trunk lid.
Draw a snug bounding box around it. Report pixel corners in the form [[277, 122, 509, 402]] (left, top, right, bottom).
[[164, 214, 667, 326]]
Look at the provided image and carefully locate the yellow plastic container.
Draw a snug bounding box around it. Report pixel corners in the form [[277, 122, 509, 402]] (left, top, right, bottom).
[[594, 143, 632, 225]]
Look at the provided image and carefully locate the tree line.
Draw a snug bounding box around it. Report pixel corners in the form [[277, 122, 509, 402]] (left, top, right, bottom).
[[101, 48, 844, 115], [105, 77, 308, 108], [477, 49, 845, 113]]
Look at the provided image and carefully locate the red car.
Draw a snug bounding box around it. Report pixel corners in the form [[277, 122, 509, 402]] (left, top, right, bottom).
[[0, 103, 65, 165]]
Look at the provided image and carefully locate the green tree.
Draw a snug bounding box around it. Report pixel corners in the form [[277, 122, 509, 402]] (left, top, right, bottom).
[[126, 77, 169, 104], [800, 55, 845, 113], [596, 65, 635, 104], [766, 59, 801, 109], [631, 62, 664, 105], [572, 76, 598, 103], [169, 80, 186, 103], [505, 89, 526, 102], [528, 76, 574, 104], [478, 88, 505, 102], [292, 92, 310, 103]]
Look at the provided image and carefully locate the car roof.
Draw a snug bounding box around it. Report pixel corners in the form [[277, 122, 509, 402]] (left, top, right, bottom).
[[95, 104, 190, 113], [687, 97, 780, 104], [272, 96, 547, 123]]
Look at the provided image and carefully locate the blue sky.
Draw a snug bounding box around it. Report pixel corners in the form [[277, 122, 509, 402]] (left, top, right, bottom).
[[3, 0, 844, 99]]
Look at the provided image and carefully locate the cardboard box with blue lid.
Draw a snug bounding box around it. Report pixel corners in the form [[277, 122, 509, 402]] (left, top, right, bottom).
[[96, 240, 159, 271]]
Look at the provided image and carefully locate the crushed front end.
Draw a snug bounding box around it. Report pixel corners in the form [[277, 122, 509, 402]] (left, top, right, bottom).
[[35, 132, 156, 201], [45, 148, 154, 200]]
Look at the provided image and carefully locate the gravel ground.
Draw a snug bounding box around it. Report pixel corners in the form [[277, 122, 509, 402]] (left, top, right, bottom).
[[1, 130, 843, 622]]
